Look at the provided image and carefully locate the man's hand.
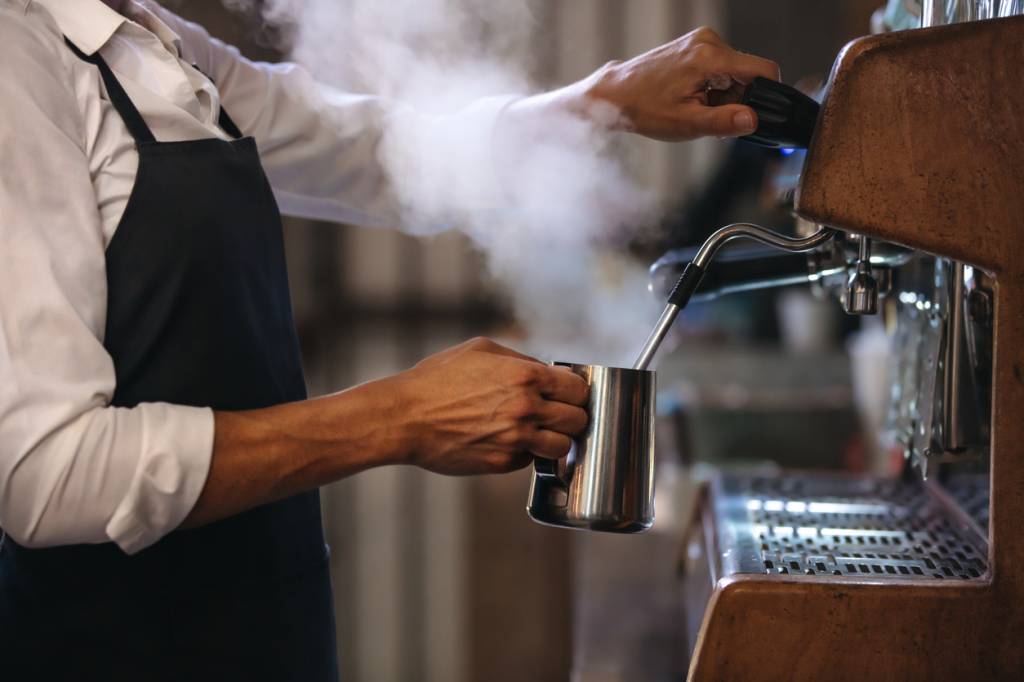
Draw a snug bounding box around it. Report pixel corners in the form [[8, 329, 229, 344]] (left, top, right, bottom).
[[535, 26, 780, 142], [390, 337, 590, 475], [184, 337, 588, 529]]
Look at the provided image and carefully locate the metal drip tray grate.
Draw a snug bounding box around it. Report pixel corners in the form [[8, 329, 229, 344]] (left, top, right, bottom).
[[944, 472, 990, 533], [712, 474, 988, 581]]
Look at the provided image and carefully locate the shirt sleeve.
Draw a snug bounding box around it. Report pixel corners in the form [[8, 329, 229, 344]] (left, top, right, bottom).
[[0, 6, 214, 554], [156, 4, 517, 229]]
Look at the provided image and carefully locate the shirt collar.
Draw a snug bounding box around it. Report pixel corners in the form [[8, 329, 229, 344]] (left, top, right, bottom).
[[33, 0, 182, 57], [33, 0, 127, 56], [126, 1, 184, 57]]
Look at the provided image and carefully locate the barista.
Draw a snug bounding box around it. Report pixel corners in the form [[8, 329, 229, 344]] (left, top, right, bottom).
[[0, 0, 779, 678]]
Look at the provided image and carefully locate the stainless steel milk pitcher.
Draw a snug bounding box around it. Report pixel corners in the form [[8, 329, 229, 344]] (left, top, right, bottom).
[[527, 363, 656, 532]]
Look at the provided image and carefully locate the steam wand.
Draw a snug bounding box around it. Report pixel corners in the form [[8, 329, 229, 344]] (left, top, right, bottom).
[[632, 223, 836, 370]]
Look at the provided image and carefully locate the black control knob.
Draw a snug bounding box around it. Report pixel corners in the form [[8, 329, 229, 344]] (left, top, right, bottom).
[[739, 77, 820, 149]]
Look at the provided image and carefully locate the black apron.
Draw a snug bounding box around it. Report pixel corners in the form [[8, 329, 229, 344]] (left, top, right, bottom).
[[0, 42, 338, 681]]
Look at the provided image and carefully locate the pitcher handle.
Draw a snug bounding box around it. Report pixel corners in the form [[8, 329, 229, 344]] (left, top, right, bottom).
[[533, 432, 579, 489], [533, 454, 567, 488]]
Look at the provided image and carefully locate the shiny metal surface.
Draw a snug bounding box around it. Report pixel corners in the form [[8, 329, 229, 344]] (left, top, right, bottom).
[[648, 233, 913, 302], [844, 236, 879, 314], [689, 222, 836, 270], [711, 473, 988, 580], [886, 257, 991, 478], [527, 364, 656, 532], [942, 262, 967, 451], [923, 0, 998, 26], [845, 266, 879, 314], [632, 223, 835, 370], [632, 304, 679, 371]]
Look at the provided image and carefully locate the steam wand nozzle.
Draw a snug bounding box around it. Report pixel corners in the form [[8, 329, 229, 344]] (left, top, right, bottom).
[[632, 223, 836, 370]]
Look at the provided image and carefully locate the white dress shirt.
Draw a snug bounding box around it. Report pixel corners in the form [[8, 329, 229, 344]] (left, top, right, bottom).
[[0, 0, 512, 553]]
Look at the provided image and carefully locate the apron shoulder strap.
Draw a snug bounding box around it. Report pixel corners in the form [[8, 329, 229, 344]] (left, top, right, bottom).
[[215, 99, 245, 140], [64, 38, 157, 145], [189, 62, 245, 140]]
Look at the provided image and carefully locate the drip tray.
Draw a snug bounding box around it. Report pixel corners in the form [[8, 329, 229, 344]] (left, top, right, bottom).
[[711, 474, 988, 581]]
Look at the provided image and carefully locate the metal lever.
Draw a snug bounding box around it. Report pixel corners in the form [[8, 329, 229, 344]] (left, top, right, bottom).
[[632, 223, 836, 370], [845, 236, 879, 315]]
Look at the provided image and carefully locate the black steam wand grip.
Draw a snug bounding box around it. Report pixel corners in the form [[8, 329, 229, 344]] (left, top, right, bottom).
[[738, 77, 820, 149], [666, 262, 707, 308]]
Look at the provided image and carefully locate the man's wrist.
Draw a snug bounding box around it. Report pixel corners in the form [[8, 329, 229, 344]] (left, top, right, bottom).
[[347, 375, 418, 468], [555, 65, 629, 131], [502, 74, 625, 137]]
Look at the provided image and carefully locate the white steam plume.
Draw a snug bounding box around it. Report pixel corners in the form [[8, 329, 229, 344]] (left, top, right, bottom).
[[240, 0, 661, 366]]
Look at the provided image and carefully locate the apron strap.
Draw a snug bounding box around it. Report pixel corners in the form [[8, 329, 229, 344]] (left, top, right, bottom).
[[64, 38, 157, 145], [63, 39, 247, 142], [189, 62, 245, 140], [215, 101, 245, 140]]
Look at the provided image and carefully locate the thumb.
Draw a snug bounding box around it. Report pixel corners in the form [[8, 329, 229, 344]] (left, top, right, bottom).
[[685, 103, 758, 138]]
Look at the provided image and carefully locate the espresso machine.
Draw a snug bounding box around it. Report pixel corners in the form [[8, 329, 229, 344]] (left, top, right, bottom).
[[652, 14, 1024, 681]]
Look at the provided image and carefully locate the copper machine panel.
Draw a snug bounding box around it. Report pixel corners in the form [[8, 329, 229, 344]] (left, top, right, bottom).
[[681, 15, 1024, 681]]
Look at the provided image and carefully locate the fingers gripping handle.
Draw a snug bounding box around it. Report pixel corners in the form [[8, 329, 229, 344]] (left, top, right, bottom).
[[533, 361, 582, 490]]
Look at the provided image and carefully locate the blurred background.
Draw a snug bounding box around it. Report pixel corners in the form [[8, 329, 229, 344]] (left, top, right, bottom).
[[168, 1, 881, 680]]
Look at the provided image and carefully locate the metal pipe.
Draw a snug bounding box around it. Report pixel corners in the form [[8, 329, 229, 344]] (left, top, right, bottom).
[[943, 261, 966, 451], [690, 223, 836, 269], [632, 304, 681, 371], [632, 223, 836, 370]]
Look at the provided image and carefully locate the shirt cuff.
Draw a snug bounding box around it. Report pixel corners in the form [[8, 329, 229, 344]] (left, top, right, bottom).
[[105, 403, 215, 554]]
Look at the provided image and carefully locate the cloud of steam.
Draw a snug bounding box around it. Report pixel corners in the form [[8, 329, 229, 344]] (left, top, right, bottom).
[[241, 0, 661, 366]]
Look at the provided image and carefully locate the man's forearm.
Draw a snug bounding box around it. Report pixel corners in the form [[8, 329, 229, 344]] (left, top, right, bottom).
[[180, 336, 592, 529], [181, 379, 409, 529]]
